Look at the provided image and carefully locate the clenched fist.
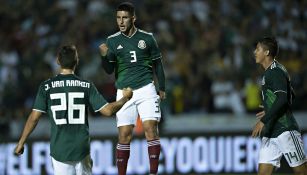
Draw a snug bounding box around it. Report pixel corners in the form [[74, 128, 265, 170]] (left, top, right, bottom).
[[99, 43, 108, 56], [122, 87, 133, 100]]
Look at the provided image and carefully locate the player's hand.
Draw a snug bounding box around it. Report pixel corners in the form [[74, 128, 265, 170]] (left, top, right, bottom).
[[256, 105, 265, 120], [99, 43, 108, 56], [251, 121, 264, 137], [256, 111, 265, 120], [14, 143, 24, 156], [122, 87, 133, 100], [159, 91, 166, 100]]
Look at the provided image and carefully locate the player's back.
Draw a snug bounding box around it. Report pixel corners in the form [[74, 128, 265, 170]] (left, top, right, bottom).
[[38, 74, 92, 161]]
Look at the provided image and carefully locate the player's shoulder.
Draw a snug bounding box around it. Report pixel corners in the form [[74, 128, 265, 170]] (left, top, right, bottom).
[[266, 61, 288, 77], [268, 61, 287, 72], [137, 29, 154, 36], [137, 29, 157, 42], [107, 32, 121, 40], [39, 78, 51, 87], [71, 74, 92, 85], [41, 76, 57, 85]]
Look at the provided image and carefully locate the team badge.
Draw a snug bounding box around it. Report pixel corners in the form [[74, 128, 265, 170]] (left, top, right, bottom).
[[138, 40, 146, 49]]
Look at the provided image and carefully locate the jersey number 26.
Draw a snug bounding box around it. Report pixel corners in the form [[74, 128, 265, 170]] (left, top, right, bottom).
[[50, 92, 85, 125]]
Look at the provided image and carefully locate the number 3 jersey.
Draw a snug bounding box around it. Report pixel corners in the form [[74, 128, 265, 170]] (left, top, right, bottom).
[[106, 29, 162, 89], [33, 74, 107, 162]]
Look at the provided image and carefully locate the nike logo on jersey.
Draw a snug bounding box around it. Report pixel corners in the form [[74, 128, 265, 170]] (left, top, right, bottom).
[[117, 45, 123, 49]]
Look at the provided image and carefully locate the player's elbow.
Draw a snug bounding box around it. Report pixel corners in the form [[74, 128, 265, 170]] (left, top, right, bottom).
[[101, 59, 115, 74], [278, 93, 288, 106], [100, 107, 113, 117]]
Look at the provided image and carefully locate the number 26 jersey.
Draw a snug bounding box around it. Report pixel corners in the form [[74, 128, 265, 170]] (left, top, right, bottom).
[[33, 74, 107, 162]]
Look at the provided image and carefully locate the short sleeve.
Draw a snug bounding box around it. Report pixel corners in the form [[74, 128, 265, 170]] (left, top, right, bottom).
[[267, 69, 287, 93], [149, 34, 162, 60], [88, 83, 108, 112], [106, 38, 116, 62], [33, 83, 48, 112]]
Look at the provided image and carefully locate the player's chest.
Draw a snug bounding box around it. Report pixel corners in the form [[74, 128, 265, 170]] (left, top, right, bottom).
[[113, 39, 150, 60]]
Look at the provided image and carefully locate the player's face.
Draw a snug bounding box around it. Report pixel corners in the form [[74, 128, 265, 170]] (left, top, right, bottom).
[[116, 11, 135, 34], [254, 43, 266, 64]]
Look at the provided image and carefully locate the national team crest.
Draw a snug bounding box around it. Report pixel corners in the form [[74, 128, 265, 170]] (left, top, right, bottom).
[[138, 40, 146, 49]]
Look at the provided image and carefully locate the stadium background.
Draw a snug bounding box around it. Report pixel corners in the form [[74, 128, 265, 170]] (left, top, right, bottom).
[[0, 0, 306, 174]]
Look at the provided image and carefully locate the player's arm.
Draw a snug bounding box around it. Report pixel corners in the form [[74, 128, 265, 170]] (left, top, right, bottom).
[[99, 42, 115, 74], [260, 69, 288, 131], [14, 110, 42, 155], [153, 58, 166, 99], [99, 88, 133, 116], [251, 105, 265, 137], [150, 34, 166, 100], [260, 92, 288, 124]]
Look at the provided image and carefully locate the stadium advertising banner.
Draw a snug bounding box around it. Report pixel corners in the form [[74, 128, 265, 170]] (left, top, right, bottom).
[[1, 134, 306, 175]]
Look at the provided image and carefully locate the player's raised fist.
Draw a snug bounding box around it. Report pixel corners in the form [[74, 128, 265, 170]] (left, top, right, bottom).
[[99, 43, 108, 56], [122, 87, 133, 100]]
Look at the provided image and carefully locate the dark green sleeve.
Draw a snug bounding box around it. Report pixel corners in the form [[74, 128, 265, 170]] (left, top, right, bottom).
[[269, 69, 288, 93], [261, 69, 288, 126], [261, 92, 288, 125], [149, 34, 162, 60], [101, 55, 115, 74], [153, 59, 166, 91], [88, 83, 108, 112], [33, 83, 48, 112], [101, 38, 115, 74]]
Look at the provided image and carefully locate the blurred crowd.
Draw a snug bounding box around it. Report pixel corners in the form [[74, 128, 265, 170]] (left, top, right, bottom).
[[0, 0, 307, 134]]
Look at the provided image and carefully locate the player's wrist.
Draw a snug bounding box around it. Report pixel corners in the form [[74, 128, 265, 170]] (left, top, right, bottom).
[[17, 141, 24, 147], [122, 96, 130, 102], [100, 55, 107, 59]]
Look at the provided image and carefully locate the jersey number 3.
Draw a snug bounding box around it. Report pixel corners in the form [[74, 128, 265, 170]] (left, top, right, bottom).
[[130, 51, 137, 62], [50, 92, 85, 125]]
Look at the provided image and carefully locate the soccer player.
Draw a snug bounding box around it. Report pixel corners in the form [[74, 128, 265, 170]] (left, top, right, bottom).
[[252, 37, 307, 175], [99, 2, 166, 175], [14, 45, 133, 175]]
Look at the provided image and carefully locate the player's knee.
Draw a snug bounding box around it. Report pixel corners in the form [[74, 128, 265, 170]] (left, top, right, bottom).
[[293, 169, 307, 175], [118, 132, 133, 143], [293, 163, 307, 175], [258, 171, 270, 175], [258, 168, 273, 175], [144, 127, 158, 140]]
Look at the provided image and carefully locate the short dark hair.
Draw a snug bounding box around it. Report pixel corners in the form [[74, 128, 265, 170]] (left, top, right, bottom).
[[257, 37, 279, 58], [57, 45, 78, 69], [116, 2, 135, 16]]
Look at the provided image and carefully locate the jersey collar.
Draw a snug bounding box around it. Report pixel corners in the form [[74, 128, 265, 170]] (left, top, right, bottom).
[[121, 28, 138, 38], [265, 59, 277, 71]]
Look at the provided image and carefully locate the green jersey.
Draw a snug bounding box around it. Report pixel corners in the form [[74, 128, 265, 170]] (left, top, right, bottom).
[[106, 29, 162, 89], [261, 60, 299, 138], [33, 74, 107, 161]]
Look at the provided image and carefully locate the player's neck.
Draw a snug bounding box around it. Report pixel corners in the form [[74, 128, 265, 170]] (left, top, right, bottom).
[[124, 26, 136, 37], [60, 68, 74, 75], [263, 58, 274, 70]]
